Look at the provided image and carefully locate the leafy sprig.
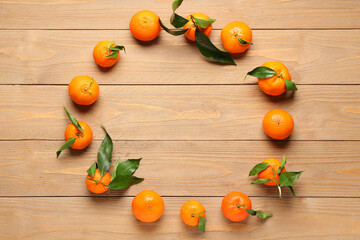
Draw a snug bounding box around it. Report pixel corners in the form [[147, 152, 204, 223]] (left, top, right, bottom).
[[248, 155, 303, 197], [56, 107, 84, 158], [244, 66, 297, 91], [105, 40, 126, 59], [159, 0, 236, 65], [86, 126, 144, 191]]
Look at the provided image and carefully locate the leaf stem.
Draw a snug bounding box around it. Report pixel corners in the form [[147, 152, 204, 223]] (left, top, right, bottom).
[[192, 211, 206, 217], [190, 15, 197, 28], [271, 166, 282, 198], [86, 178, 108, 187]]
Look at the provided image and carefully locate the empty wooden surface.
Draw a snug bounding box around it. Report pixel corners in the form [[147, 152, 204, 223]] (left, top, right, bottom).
[[0, 0, 360, 239]]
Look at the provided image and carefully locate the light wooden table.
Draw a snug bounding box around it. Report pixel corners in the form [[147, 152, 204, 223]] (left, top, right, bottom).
[[1, 0, 360, 239]]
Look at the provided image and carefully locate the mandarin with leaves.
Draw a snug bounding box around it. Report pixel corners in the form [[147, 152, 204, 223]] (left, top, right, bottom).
[[258, 158, 286, 186], [221, 21, 252, 54], [65, 120, 93, 149], [132, 190, 165, 223], [180, 200, 206, 232], [183, 13, 213, 42], [263, 109, 294, 140], [68, 76, 99, 105], [245, 61, 297, 96], [249, 155, 303, 198], [56, 107, 93, 158], [130, 10, 161, 41], [221, 191, 272, 221], [221, 191, 252, 222], [85, 168, 111, 194], [93, 40, 125, 68]]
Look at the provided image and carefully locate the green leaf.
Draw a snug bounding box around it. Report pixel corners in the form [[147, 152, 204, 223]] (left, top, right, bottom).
[[288, 186, 296, 198], [279, 171, 303, 187], [56, 137, 76, 158], [192, 17, 216, 28], [110, 45, 126, 52], [245, 209, 257, 216], [107, 174, 144, 190], [111, 158, 142, 181], [195, 27, 236, 65], [245, 209, 272, 219], [237, 37, 253, 45], [251, 178, 272, 184], [97, 125, 113, 176], [255, 210, 273, 219], [105, 51, 119, 59], [170, 13, 188, 28], [284, 78, 298, 91], [245, 66, 277, 80], [107, 40, 114, 49], [197, 216, 206, 232], [87, 162, 97, 177], [159, 18, 187, 36], [277, 155, 287, 174], [172, 0, 183, 12], [63, 107, 83, 133], [249, 162, 269, 176]]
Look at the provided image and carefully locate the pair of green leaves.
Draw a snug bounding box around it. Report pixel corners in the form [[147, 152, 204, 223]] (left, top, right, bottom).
[[87, 126, 144, 190], [56, 107, 83, 158], [105, 40, 126, 59], [245, 66, 298, 91], [249, 155, 303, 197], [245, 209, 273, 220], [159, 0, 236, 65]]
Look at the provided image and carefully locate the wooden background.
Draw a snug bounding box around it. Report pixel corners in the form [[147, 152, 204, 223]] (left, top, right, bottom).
[[1, 0, 360, 239]]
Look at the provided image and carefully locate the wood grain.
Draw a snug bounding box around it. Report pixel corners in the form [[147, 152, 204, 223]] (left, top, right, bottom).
[[1, 0, 360, 29], [1, 140, 360, 197], [1, 29, 360, 85], [1, 197, 359, 239], [1, 85, 360, 141]]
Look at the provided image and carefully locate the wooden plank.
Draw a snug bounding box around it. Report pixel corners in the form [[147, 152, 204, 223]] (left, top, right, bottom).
[[0, 0, 360, 29], [1, 29, 360, 85], [1, 140, 360, 197], [1, 85, 360, 141], [0, 197, 359, 239]]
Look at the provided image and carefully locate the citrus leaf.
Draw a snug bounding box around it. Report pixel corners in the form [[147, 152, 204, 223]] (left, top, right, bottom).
[[105, 51, 119, 59], [245, 66, 277, 79], [195, 27, 236, 65], [284, 78, 298, 91], [63, 107, 83, 133], [245, 209, 272, 219], [197, 216, 206, 232], [172, 0, 183, 12], [97, 125, 113, 176], [255, 210, 273, 219], [107, 40, 114, 49], [111, 158, 142, 181], [245, 208, 256, 216], [288, 186, 296, 198], [159, 18, 187, 36], [237, 37, 253, 45], [110, 45, 126, 52], [249, 162, 269, 176], [277, 155, 287, 174], [56, 137, 76, 158], [107, 174, 144, 190], [170, 13, 188, 28], [192, 17, 216, 28], [251, 178, 272, 184], [87, 162, 97, 177], [279, 171, 303, 187]]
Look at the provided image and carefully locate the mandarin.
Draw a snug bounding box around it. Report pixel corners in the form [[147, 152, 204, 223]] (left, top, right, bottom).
[[262, 109, 294, 140], [132, 190, 165, 223], [130, 10, 161, 41], [180, 200, 206, 227], [183, 13, 213, 42], [258, 158, 286, 186], [68, 76, 99, 105], [258, 61, 292, 96], [64, 120, 93, 149], [85, 168, 111, 194], [221, 21, 252, 53], [221, 191, 251, 222]]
